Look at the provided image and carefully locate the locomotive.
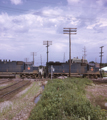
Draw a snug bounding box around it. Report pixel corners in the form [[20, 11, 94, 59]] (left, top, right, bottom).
[[0, 60, 45, 79], [0, 57, 100, 79], [48, 57, 100, 78]]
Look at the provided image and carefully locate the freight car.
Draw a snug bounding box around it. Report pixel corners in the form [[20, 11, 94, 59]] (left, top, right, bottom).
[[0, 60, 45, 79], [48, 58, 100, 78]]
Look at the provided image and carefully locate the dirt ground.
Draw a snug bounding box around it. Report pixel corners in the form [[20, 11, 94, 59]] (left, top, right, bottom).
[[0, 79, 48, 120], [86, 80, 107, 110]]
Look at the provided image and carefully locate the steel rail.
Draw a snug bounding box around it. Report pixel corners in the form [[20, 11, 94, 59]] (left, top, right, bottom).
[[0, 80, 31, 98], [0, 80, 10, 84], [0, 80, 23, 91]]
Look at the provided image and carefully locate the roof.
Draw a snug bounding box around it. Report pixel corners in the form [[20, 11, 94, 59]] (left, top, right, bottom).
[[100, 67, 107, 71]]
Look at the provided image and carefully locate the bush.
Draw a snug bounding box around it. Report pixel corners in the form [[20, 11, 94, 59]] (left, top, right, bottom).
[[28, 78, 107, 120]]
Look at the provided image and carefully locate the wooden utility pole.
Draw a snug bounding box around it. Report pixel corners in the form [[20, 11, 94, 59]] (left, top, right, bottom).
[[63, 28, 77, 77], [83, 46, 87, 60], [99, 46, 104, 78], [40, 55, 42, 66], [31, 52, 36, 65], [25, 58, 28, 62], [63, 52, 65, 62], [43, 41, 52, 77]]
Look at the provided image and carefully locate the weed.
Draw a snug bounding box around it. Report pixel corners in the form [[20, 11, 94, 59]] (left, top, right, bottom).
[[28, 78, 107, 120], [0, 82, 40, 120]]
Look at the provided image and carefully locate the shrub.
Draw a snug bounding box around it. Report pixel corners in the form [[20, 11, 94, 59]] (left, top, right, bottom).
[[28, 78, 107, 120]]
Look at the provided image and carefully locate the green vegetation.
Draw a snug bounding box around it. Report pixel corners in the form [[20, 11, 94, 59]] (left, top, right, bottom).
[[0, 82, 15, 89], [0, 82, 41, 120], [103, 72, 107, 77], [28, 78, 107, 120]]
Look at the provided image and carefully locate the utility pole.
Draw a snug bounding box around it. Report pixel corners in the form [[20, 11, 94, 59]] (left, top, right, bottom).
[[63, 52, 65, 62], [106, 55, 107, 63], [26, 58, 27, 62], [43, 41, 52, 77], [83, 46, 87, 60], [25, 58, 28, 62], [95, 57, 97, 63], [63, 28, 77, 77], [99, 46, 104, 78], [31, 52, 36, 65], [40, 54, 42, 66]]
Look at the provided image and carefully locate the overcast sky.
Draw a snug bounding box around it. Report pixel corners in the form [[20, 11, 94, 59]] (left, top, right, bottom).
[[0, 0, 107, 65]]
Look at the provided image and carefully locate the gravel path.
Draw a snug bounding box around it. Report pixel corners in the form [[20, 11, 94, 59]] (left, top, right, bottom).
[[86, 83, 107, 109], [0, 81, 43, 120], [12, 88, 42, 120]]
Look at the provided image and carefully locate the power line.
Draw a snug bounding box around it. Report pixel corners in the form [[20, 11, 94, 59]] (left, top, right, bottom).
[[19, 0, 107, 11], [0, 5, 28, 13], [26, 0, 57, 5], [0, 5, 107, 22]]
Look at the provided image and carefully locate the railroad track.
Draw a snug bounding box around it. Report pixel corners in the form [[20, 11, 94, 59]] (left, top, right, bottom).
[[0, 80, 31, 100], [0, 79, 12, 84], [0, 80, 23, 91], [0, 80, 10, 84]]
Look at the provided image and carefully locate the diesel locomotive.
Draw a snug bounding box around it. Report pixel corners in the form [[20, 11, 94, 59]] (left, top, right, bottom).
[[0, 60, 44, 79], [0, 57, 100, 79], [48, 58, 100, 78]]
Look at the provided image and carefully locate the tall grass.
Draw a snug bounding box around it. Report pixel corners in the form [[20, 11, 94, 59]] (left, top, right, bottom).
[[28, 78, 107, 120]]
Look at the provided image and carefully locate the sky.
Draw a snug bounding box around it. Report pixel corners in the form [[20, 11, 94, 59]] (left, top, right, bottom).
[[0, 0, 107, 66]]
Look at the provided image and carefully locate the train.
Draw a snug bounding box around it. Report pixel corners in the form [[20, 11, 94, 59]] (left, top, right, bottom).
[[0, 60, 45, 79], [0, 57, 100, 79], [48, 57, 100, 78]]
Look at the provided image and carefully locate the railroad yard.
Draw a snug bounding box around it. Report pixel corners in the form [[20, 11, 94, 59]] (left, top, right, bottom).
[[1, 77, 107, 120], [0, 0, 107, 119], [86, 78, 107, 110], [0, 78, 47, 120], [28, 78, 107, 120]]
